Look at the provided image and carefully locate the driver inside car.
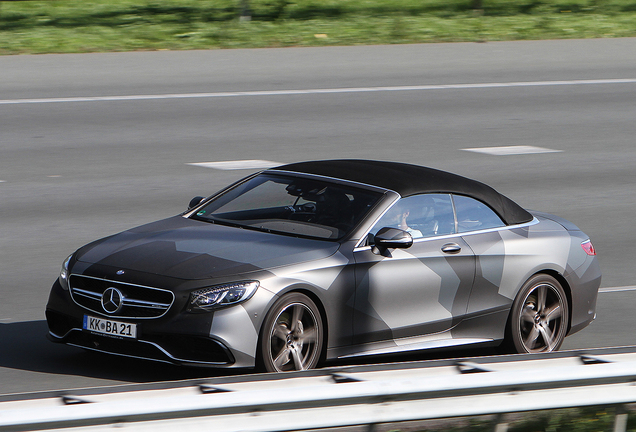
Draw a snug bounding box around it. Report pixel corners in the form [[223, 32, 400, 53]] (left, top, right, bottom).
[[374, 200, 423, 239]]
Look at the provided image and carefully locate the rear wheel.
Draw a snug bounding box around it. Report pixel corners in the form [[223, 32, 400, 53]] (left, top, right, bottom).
[[259, 293, 323, 372], [509, 274, 569, 353]]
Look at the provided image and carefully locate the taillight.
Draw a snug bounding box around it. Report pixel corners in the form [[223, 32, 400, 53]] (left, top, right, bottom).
[[581, 240, 596, 256]]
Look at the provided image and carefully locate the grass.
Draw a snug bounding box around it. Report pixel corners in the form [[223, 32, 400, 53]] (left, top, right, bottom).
[[1, 0, 636, 54], [412, 406, 636, 432]]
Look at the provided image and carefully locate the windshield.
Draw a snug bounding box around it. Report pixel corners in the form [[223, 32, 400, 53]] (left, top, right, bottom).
[[191, 174, 383, 240]]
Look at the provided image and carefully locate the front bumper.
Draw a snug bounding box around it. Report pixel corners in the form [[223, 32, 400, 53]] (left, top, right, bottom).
[[45, 278, 261, 368]]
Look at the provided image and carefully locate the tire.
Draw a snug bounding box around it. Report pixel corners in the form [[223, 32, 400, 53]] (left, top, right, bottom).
[[259, 293, 323, 372], [508, 274, 569, 354]]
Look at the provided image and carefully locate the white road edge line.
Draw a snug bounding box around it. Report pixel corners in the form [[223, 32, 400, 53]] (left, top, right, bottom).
[[1, 78, 636, 105], [599, 286, 636, 293]]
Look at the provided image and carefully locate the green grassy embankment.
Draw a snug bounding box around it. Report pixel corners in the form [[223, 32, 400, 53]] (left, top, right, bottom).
[[423, 406, 636, 432], [1, 0, 636, 54]]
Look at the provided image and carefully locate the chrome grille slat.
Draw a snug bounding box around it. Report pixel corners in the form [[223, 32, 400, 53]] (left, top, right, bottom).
[[123, 299, 172, 309], [69, 275, 175, 319], [72, 288, 102, 300]]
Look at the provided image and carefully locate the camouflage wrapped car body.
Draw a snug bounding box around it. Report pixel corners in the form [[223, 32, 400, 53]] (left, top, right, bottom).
[[46, 160, 601, 369]]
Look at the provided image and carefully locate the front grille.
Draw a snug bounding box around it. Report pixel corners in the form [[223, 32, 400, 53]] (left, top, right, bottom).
[[69, 274, 175, 319], [63, 330, 234, 366], [147, 334, 234, 364], [66, 331, 173, 362]]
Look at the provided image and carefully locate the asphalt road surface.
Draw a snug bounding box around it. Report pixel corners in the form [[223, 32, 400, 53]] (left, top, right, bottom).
[[1, 38, 636, 395]]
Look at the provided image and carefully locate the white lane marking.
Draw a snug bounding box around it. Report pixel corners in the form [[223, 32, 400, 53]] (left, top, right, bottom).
[[1, 78, 635, 105], [461, 146, 563, 156], [187, 160, 281, 170], [0, 180, 5, 183], [599, 286, 636, 293]]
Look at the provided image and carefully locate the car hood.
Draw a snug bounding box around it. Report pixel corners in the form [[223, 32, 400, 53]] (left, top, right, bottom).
[[75, 216, 340, 280]]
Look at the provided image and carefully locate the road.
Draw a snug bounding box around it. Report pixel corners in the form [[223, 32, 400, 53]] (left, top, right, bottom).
[[1, 38, 636, 395]]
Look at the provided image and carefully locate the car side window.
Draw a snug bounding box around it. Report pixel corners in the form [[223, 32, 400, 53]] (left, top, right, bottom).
[[452, 195, 505, 233], [370, 194, 456, 239]]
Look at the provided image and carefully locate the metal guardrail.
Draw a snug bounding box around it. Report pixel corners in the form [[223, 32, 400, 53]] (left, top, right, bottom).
[[3, 347, 636, 432]]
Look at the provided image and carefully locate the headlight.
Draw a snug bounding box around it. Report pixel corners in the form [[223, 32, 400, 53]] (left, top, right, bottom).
[[188, 281, 259, 312], [59, 254, 73, 291]]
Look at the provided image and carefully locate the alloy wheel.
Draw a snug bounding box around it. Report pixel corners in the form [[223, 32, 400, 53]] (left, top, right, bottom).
[[511, 275, 569, 353], [261, 294, 323, 372]]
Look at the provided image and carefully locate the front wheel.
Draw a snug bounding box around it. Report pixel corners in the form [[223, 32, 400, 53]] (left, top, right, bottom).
[[508, 274, 569, 353], [259, 293, 323, 372]]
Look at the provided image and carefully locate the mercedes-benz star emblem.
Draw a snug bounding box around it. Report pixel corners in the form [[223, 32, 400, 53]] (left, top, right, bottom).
[[101, 287, 124, 314]]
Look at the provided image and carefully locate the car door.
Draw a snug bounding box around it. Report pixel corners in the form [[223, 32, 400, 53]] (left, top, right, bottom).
[[451, 194, 513, 320], [352, 194, 476, 344]]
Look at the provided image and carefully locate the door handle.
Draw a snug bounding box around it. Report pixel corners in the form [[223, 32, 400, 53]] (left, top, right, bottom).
[[441, 243, 462, 254]]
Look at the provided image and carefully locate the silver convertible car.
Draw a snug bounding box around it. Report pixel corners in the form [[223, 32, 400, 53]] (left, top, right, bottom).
[[46, 160, 601, 372]]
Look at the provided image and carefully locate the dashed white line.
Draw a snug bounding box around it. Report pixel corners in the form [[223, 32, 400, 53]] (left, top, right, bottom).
[[461, 146, 563, 156], [187, 160, 281, 170], [599, 286, 636, 293], [1, 78, 635, 105]]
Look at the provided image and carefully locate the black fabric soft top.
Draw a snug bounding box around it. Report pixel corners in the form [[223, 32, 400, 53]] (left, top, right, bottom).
[[271, 159, 533, 226]]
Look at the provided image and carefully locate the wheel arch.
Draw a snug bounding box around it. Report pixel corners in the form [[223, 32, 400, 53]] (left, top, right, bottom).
[[280, 287, 329, 363], [502, 269, 572, 352], [256, 284, 330, 368], [536, 269, 573, 333], [507, 268, 573, 331]]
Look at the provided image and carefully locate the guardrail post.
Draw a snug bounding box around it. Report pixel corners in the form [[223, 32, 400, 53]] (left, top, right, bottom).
[[367, 423, 377, 432], [614, 405, 628, 432], [493, 414, 508, 432]]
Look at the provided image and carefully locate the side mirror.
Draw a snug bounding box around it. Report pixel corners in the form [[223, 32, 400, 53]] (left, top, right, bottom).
[[374, 227, 413, 249], [188, 196, 204, 210]]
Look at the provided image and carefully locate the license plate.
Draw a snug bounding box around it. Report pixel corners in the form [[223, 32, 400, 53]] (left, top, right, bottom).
[[83, 315, 137, 339]]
